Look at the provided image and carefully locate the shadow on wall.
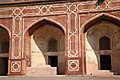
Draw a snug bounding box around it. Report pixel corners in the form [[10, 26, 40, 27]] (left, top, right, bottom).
[[30, 23, 65, 75]]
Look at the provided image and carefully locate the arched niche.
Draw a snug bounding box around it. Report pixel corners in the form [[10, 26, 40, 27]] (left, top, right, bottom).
[[0, 27, 9, 76], [82, 13, 120, 75], [25, 19, 65, 75]]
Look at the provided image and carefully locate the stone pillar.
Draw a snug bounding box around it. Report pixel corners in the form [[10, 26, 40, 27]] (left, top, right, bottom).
[[80, 34, 86, 75]]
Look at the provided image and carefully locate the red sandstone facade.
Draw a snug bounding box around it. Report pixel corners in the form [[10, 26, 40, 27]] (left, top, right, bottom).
[[0, 0, 120, 76]]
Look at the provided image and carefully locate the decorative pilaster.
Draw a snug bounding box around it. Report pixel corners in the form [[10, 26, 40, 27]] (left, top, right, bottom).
[[66, 3, 81, 75], [9, 8, 26, 75]]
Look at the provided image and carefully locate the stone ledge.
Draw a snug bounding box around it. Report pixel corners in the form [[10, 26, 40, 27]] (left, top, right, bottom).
[[26, 65, 57, 76]]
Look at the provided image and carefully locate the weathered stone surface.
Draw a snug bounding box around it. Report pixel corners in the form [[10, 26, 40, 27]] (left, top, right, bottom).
[[26, 65, 57, 76], [0, 0, 120, 76]]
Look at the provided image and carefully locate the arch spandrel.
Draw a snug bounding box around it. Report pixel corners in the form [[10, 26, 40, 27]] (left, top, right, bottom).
[[24, 17, 66, 35]]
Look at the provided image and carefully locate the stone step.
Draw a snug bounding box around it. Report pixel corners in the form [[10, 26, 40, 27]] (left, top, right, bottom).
[[92, 70, 113, 76], [26, 65, 57, 76]]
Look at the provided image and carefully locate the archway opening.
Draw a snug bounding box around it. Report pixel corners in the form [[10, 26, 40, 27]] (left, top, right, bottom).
[[99, 36, 111, 70], [0, 27, 9, 76], [26, 20, 65, 75], [100, 55, 111, 70], [85, 20, 120, 75], [48, 56, 58, 67]]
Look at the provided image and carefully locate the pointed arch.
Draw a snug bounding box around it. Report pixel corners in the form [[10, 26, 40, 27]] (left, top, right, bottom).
[[99, 36, 110, 50], [24, 17, 66, 35], [0, 23, 10, 76], [0, 23, 11, 54], [80, 13, 120, 33], [0, 24, 11, 39], [48, 37, 58, 52]]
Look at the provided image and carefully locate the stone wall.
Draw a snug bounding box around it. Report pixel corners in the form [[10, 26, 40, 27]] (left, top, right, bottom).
[[0, 0, 120, 76]]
